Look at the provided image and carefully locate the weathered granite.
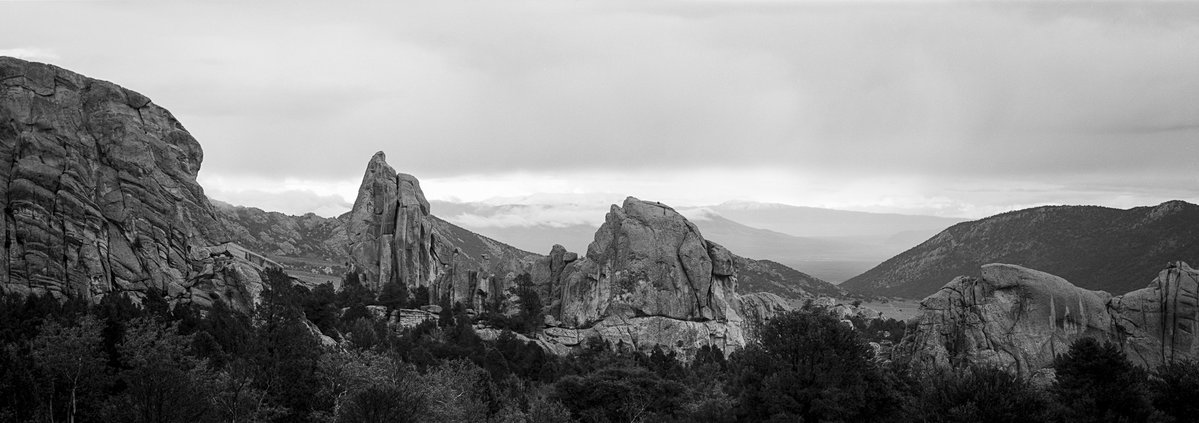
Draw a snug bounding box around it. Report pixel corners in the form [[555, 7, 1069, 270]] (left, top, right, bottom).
[[344, 152, 539, 305], [528, 197, 794, 357], [0, 56, 262, 311], [900, 262, 1199, 376], [549, 198, 737, 327]]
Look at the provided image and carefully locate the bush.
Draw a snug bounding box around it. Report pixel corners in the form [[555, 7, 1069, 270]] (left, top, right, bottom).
[[336, 385, 427, 423], [908, 365, 1049, 422], [553, 366, 686, 422]]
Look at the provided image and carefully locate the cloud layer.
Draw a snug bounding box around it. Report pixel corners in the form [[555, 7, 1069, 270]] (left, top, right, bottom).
[[3, 1, 1196, 217]]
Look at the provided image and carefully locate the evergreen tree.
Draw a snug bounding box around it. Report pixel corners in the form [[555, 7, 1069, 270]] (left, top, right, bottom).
[[1149, 359, 1199, 422], [29, 315, 110, 423], [1050, 337, 1152, 422], [727, 309, 901, 422], [105, 317, 214, 423], [376, 280, 407, 311]]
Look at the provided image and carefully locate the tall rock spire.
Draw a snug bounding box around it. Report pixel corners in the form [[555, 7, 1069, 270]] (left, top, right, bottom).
[[346, 151, 436, 291]]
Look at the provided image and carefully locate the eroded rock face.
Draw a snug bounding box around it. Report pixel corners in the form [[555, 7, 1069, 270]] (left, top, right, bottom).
[[1111, 262, 1199, 366], [549, 198, 737, 327], [900, 262, 1199, 376], [0, 57, 259, 310], [531, 197, 793, 357], [345, 152, 539, 305], [347, 152, 436, 291]]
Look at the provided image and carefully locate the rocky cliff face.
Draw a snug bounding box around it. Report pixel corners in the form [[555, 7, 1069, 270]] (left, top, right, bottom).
[[530, 197, 792, 357], [900, 262, 1199, 377], [345, 152, 540, 304], [0, 57, 262, 311], [843, 201, 1199, 298]]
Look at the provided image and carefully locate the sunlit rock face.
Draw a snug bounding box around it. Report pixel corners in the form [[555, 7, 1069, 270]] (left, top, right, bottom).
[[901, 262, 1199, 376], [0, 57, 262, 311], [532, 197, 793, 358]]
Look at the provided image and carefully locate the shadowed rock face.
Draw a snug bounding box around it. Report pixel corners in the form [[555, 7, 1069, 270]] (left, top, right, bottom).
[[901, 262, 1199, 376], [0, 57, 265, 311]]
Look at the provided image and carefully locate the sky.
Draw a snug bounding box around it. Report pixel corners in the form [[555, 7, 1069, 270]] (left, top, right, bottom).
[[2, 0, 1197, 221]]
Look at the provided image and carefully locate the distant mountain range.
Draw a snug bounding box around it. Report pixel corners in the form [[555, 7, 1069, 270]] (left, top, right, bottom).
[[842, 201, 1199, 298], [430, 200, 966, 283]]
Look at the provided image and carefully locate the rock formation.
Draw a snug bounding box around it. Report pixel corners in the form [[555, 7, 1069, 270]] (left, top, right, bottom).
[[843, 201, 1199, 298], [900, 262, 1199, 377], [345, 152, 540, 304], [0, 56, 263, 311], [530, 197, 792, 358]]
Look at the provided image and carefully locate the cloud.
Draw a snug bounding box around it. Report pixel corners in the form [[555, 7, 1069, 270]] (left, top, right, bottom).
[[0, 47, 59, 61], [199, 174, 357, 217], [2, 1, 1195, 217], [208, 189, 353, 218]]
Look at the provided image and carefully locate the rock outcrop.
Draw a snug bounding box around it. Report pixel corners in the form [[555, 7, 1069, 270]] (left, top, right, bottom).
[[549, 199, 738, 326], [900, 262, 1199, 376], [0, 57, 262, 310], [843, 201, 1199, 299], [345, 152, 540, 304], [531, 197, 792, 358]]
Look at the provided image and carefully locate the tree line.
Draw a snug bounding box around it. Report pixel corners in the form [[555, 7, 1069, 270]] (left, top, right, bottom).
[[1, 268, 1197, 422]]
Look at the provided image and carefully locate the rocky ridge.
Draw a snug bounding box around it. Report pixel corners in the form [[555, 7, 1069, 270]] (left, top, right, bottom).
[[0, 57, 263, 311], [900, 261, 1199, 377], [843, 201, 1199, 298], [214, 200, 348, 261]]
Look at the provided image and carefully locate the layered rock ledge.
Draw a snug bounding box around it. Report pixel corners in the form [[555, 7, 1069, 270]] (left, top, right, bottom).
[[0, 57, 263, 311]]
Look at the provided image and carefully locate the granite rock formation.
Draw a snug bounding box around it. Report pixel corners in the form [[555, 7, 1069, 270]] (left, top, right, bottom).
[[843, 201, 1199, 298], [0, 56, 261, 310], [344, 152, 540, 304], [529, 197, 793, 358], [900, 262, 1199, 376]]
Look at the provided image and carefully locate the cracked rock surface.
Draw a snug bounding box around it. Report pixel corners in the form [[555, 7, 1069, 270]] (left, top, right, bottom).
[[0, 57, 260, 310], [534, 197, 792, 357], [345, 152, 542, 306], [900, 261, 1199, 376]]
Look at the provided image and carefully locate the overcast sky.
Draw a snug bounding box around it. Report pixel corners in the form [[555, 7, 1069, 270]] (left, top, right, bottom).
[[3, 1, 1197, 220]]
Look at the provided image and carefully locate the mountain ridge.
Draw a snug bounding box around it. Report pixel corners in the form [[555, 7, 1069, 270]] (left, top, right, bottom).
[[843, 201, 1199, 298]]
